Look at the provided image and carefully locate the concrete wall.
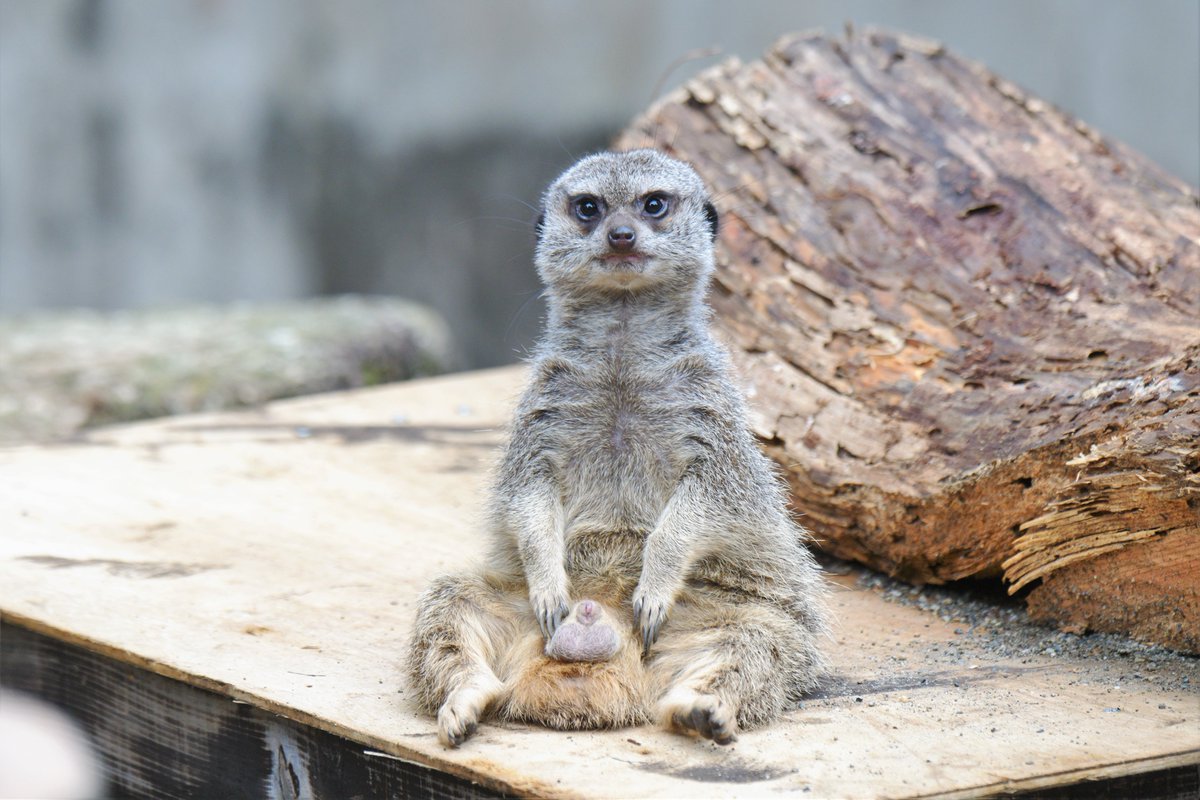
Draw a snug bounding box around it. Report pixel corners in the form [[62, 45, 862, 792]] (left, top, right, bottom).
[[2, 0, 1197, 366]]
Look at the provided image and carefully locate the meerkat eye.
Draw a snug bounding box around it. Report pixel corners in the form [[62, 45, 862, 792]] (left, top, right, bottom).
[[642, 193, 669, 218], [573, 195, 603, 222]]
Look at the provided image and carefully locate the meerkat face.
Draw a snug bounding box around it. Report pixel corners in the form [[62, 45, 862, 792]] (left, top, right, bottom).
[[535, 150, 719, 296]]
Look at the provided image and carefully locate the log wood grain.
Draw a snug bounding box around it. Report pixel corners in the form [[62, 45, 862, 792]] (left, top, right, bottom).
[[617, 29, 1200, 651]]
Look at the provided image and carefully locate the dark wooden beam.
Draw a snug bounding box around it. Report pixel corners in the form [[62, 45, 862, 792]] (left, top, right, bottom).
[[1, 621, 507, 800]]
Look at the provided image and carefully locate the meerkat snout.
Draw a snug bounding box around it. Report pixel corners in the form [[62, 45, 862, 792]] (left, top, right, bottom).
[[607, 224, 636, 252]]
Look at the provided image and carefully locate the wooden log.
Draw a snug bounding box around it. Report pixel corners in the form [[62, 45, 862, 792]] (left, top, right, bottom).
[[617, 29, 1200, 651], [0, 296, 455, 444]]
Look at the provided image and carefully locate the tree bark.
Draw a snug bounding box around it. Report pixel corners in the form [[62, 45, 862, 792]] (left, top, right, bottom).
[[617, 29, 1200, 652]]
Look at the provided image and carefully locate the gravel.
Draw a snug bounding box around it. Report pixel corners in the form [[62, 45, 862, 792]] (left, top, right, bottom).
[[822, 554, 1198, 695]]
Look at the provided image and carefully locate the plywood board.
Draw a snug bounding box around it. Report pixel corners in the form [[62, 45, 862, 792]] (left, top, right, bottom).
[[2, 366, 1197, 798]]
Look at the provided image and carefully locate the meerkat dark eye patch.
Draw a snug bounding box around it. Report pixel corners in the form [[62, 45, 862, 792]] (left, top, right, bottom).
[[572, 195, 605, 223], [642, 193, 670, 218], [704, 202, 719, 241]]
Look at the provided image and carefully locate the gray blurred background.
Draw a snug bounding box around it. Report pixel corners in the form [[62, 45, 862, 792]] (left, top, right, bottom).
[[2, 0, 1198, 368]]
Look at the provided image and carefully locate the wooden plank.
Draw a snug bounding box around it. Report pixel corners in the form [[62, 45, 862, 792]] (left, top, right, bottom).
[[1, 366, 1197, 799]]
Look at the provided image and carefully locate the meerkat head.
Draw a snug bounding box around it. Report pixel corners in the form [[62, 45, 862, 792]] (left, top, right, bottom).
[[534, 149, 719, 297]]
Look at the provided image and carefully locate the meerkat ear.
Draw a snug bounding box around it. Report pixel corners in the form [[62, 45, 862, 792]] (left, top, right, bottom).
[[704, 202, 719, 241], [535, 211, 546, 241]]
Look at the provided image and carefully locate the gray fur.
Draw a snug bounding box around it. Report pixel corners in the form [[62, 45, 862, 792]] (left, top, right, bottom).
[[408, 149, 828, 748]]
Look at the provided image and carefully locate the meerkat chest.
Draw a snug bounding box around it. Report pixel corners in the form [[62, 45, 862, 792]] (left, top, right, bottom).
[[565, 365, 693, 452], [543, 358, 713, 532]]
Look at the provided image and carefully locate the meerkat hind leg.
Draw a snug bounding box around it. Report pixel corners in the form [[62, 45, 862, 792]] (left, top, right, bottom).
[[650, 597, 819, 745], [408, 572, 524, 747]]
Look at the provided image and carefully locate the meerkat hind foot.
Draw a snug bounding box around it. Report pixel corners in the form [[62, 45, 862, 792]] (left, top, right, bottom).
[[660, 687, 738, 745], [437, 672, 503, 747]]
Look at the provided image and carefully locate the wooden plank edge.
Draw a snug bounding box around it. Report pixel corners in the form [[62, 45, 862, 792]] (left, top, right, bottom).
[[0, 612, 569, 799], [917, 752, 1200, 800], [1, 621, 514, 800], [7, 612, 1196, 799]]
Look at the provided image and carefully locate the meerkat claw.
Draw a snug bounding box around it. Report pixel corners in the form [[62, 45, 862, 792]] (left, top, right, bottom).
[[633, 594, 668, 653], [644, 615, 664, 652], [550, 602, 568, 637], [534, 595, 570, 639], [664, 691, 739, 745], [446, 720, 477, 747]]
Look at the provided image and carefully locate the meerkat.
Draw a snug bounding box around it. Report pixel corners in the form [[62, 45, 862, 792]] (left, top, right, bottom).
[[407, 149, 827, 748]]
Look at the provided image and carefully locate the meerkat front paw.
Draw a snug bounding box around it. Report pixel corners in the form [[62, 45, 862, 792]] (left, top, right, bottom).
[[529, 586, 570, 639], [659, 687, 738, 745], [631, 585, 672, 653]]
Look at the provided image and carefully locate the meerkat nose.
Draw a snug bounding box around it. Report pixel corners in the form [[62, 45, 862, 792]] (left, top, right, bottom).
[[607, 225, 636, 252]]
